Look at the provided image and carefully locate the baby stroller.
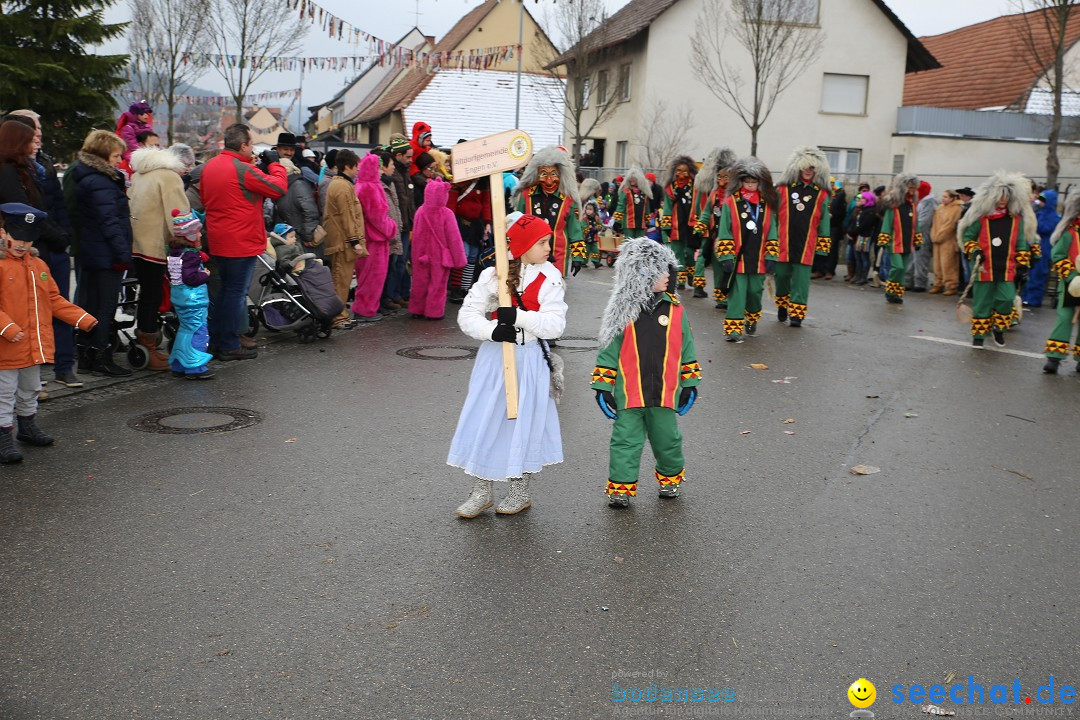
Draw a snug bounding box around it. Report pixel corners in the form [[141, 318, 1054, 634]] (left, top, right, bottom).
[[110, 274, 180, 369], [246, 244, 343, 343]]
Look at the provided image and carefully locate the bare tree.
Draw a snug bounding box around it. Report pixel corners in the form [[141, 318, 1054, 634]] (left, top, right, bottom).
[[127, 0, 211, 144], [536, 0, 620, 160], [207, 0, 307, 124], [632, 101, 696, 170], [690, 0, 823, 156], [1010, 0, 1078, 187]]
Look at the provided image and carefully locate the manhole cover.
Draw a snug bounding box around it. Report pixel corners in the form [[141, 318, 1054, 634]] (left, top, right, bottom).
[[128, 407, 263, 435], [396, 345, 478, 361]]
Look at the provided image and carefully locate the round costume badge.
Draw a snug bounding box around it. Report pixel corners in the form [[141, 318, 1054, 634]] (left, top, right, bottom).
[[747, 221, 758, 231], [534, 205, 542, 214], [741, 212, 748, 218], [803, 195, 812, 202], [796, 203, 805, 212], [658, 315, 670, 327], [992, 237, 1003, 247]]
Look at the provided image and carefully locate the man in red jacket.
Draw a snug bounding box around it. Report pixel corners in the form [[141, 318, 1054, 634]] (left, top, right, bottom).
[[200, 123, 287, 360]]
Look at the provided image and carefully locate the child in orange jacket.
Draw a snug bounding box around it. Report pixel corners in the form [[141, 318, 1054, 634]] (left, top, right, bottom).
[[0, 203, 97, 463]]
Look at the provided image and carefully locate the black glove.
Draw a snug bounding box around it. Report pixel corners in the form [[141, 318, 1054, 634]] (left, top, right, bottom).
[[260, 149, 280, 165], [490, 323, 518, 343], [595, 389, 618, 420], [496, 306, 517, 325], [571, 262, 583, 277], [613, 222, 622, 233], [1016, 266, 1029, 284], [721, 259, 735, 274], [677, 387, 697, 416], [971, 249, 985, 265], [765, 259, 776, 274]]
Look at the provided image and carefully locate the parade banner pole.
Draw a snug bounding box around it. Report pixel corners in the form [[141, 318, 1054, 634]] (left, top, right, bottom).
[[452, 130, 534, 420]]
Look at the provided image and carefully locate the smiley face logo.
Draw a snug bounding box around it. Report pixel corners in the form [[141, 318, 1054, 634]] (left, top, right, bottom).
[[847, 678, 876, 708]]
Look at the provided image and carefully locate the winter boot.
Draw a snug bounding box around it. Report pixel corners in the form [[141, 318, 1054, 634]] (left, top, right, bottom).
[[76, 342, 93, 372], [16, 414, 54, 446], [0, 427, 23, 463], [91, 349, 134, 377], [608, 492, 630, 508], [777, 306, 788, 323], [845, 261, 856, 282], [692, 286, 707, 298], [1043, 357, 1061, 374], [136, 330, 170, 371], [495, 476, 531, 515], [455, 477, 493, 518]]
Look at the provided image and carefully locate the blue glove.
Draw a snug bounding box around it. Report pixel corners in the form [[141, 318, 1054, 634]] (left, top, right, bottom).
[[677, 387, 697, 416], [721, 259, 734, 274], [595, 389, 618, 420], [765, 259, 776, 274]]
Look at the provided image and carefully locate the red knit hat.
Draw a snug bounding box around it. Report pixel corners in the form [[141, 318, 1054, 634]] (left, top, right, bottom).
[[918, 180, 932, 200], [507, 212, 552, 259], [645, 172, 657, 183]]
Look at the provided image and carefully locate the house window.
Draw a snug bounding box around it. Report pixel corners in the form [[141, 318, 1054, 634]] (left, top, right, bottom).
[[820, 73, 868, 115], [757, 0, 819, 24], [618, 63, 632, 102], [821, 147, 861, 178], [615, 140, 628, 167], [597, 69, 610, 106], [580, 77, 590, 109], [892, 154, 905, 174]]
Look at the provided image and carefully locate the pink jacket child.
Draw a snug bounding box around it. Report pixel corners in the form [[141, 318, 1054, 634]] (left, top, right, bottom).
[[409, 177, 466, 320], [115, 101, 154, 160], [351, 153, 399, 318]]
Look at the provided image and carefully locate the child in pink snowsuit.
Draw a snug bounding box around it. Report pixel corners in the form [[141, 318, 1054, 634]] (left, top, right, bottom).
[[352, 152, 398, 318], [409, 177, 465, 320], [116, 101, 154, 161]]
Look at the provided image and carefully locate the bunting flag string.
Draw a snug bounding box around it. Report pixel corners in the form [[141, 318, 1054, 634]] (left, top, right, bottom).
[[122, 70, 303, 107], [136, 43, 518, 73]]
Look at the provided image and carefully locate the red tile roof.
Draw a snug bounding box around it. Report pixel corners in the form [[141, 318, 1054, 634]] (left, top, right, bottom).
[[904, 8, 1080, 110]]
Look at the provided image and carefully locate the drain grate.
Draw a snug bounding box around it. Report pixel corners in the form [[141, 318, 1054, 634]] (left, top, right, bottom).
[[128, 407, 263, 435], [396, 345, 479, 361]]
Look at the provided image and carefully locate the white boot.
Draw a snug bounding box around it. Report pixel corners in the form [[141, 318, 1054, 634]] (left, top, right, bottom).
[[455, 477, 493, 518], [496, 476, 531, 515]]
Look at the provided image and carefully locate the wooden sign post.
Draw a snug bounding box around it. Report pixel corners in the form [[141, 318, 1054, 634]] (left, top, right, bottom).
[[451, 130, 534, 419]]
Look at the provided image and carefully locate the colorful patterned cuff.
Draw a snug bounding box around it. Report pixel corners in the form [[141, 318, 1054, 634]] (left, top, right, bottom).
[[680, 361, 702, 381], [877, 232, 890, 247], [612, 211, 624, 222], [1053, 258, 1073, 278], [660, 215, 673, 229], [694, 221, 709, 236], [592, 366, 617, 386], [1015, 250, 1032, 267], [815, 236, 831, 254], [715, 240, 736, 256]]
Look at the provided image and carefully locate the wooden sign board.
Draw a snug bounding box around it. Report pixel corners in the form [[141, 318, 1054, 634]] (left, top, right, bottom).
[[451, 130, 533, 183]]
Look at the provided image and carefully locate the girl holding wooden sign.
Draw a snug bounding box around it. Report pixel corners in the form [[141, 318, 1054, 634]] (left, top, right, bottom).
[[449, 213, 567, 518]]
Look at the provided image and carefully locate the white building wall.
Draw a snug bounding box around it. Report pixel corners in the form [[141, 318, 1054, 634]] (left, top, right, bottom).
[[570, 0, 909, 175], [890, 135, 1080, 188]]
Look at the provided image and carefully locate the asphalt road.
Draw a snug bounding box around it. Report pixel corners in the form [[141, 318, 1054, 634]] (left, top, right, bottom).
[[1, 271, 1077, 720]]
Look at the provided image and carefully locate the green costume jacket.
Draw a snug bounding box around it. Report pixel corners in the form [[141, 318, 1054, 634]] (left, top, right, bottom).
[[1050, 221, 1080, 284], [961, 213, 1031, 282], [777, 182, 831, 264], [716, 191, 779, 273], [591, 294, 701, 410], [517, 187, 583, 276], [877, 199, 923, 254], [661, 181, 696, 246], [613, 186, 650, 231]]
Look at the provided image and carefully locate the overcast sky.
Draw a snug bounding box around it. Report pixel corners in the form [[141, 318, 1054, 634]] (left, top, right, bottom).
[[103, 0, 1019, 129]]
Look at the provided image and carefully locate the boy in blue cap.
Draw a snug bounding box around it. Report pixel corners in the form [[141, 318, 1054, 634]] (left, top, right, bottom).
[[0, 203, 97, 462]]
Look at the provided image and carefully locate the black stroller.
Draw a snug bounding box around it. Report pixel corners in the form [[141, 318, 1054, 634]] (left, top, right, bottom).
[[246, 247, 343, 343], [110, 275, 180, 369]]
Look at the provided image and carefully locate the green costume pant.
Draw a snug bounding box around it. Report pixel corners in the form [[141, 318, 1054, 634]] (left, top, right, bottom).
[[667, 239, 688, 283], [608, 406, 685, 488], [724, 272, 765, 335], [774, 262, 811, 319], [624, 228, 646, 239], [1045, 283, 1080, 358], [586, 241, 600, 264], [886, 252, 910, 298], [971, 281, 1015, 337]]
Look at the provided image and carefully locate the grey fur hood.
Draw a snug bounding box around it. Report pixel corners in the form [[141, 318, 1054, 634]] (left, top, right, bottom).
[[956, 170, 1038, 245], [618, 167, 653, 199], [725, 156, 779, 211], [1051, 192, 1080, 244], [598, 238, 678, 348], [880, 173, 919, 211], [579, 177, 601, 203], [695, 147, 737, 198], [511, 145, 580, 210], [662, 154, 698, 189], [779, 145, 830, 187]]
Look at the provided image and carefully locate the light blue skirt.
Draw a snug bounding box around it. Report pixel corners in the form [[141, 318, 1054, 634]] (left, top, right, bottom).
[[447, 341, 563, 481]]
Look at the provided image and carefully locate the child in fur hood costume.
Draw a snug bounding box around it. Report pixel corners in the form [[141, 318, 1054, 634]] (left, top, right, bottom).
[[450, 213, 567, 518], [591, 238, 701, 507], [876, 173, 923, 303], [716, 157, 779, 342], [1042, 192, 1080, 372], [512, 146, 583, 277], [575, 178, 607, 272], [958, 171, 1035, 348], [660, 155, 698, 288], [774, 146, 831, 326], [0, 203, 98, 463], [613, 167, 653, 239], [691, 147, 737, 304]]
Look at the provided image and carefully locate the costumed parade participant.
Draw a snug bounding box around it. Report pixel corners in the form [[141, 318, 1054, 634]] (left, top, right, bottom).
[[512, 147, 582, 277], [591, 238, 701, 507], [876, 173, 922, 304], [0, 203, 97, 463], [575, 178, 606, 273], [409, 177, 466, 321], [691, 147, 737, 304], [612, 167, 652, 240], [774, 146, 831, 327], [167, 208, 213, 380], [660, 155, 698, 288], [450, 213, 567, 518], [716, 158, 779, 343], [1042, 192, 1080, 373], [958, 171, 1034, 348]]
